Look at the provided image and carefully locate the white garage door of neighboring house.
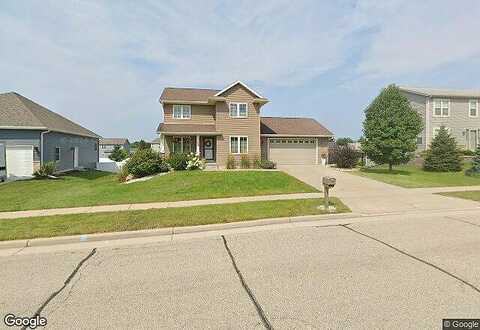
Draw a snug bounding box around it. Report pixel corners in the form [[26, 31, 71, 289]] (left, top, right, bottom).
[[269, 138, 317, 165], [6, 145, 33, 178]]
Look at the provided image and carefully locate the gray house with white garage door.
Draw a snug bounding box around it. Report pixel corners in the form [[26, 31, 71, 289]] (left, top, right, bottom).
[[0, 92, 100, 180]]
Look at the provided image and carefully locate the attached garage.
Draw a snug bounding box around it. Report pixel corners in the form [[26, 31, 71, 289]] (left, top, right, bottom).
[[261, 117, 334, 165], [6, 145, 33, 178], [268, 138, 317, 165]]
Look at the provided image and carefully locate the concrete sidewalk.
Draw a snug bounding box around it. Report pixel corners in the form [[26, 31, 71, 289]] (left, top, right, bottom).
[[0, 192, 323, 220]]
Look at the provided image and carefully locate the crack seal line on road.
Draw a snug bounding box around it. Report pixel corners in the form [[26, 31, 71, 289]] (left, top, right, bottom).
[[339, 225, 480, 295], [22, 248, 97, 330], [221, 235, 273, 330], [444, 215, 480, 229]]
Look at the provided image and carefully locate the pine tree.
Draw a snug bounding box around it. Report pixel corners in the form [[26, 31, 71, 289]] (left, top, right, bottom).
[[424, 127, 462, 172], [361, 84, 423, 171], [466, 146, 480, 176]]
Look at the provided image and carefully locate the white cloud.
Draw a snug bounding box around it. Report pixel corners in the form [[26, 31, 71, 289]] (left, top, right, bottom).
[[354, 0, 480, 78]]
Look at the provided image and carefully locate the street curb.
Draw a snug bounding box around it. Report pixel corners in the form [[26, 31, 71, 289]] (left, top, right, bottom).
[[0, 212, 357, 250]]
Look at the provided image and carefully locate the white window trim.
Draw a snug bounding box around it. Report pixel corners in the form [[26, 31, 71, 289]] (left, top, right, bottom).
[[229, 102, 248, 118], [432, 98, 450, 117], [173, 104, 191, 120], [433, 126, 451, 138], [469, 99, 478, 118], [55, 147, 61, 162], [229, 136, 248, 154]]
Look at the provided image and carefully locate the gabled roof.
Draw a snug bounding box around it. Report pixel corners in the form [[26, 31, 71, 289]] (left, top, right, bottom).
[[100, 138, 129, 145], [158, 81, 267, 103], [260, 117, 334, 137], [399, 86, 480, 98], [214, 81, 264, 99], [0, 92, 99, 138]]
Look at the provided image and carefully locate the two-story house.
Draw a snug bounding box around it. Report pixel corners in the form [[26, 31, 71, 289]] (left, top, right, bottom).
[[156, 81, 334, 168], [400, 86, 480, 152], [99, 138, 130, 158]]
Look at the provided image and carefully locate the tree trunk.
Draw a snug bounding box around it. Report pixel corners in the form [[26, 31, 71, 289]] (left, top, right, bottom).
[[389, 163, 393, 171]]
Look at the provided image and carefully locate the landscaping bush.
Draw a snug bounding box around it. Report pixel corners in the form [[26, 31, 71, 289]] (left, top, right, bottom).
[[117, 165, 129, 183], [226, 155, 236, 169], [424, 127, 462, 172], [33, 162, 56, 178], [461, 149, 475, 156], [109, 146, 129, 162], [240, 155, 250, 169], [466, 146, 480, 176], [124, 148, 168, 178], [330, 145, 360, 169], [167, 153, 189, 171], [252, 156, 261, 169], [259, 160, 276, 169], [185, 153, 205, 170]]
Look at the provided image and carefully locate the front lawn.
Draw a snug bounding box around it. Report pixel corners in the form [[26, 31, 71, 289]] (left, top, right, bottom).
[[0, 170, 318, 212], [437, 191, 480, 202], [0, 198, 350, 241], [352, 164, 480, 188]]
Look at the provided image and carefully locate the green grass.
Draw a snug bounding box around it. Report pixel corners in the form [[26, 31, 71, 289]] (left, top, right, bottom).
[[0, 198, 350, 241], [0, 170, 318, 212], [437, 191, 480, 202], [352, 164, 480, 188]]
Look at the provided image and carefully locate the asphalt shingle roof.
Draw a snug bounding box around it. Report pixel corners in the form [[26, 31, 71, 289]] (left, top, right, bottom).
[[100, 138, 129, 145], [159, 87, 220, 102], [0, 92, 99, 138], [260, 117, 333, 136], [399, 86, 480, 98]]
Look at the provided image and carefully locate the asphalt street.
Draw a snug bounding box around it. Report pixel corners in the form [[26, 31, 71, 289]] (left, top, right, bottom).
[[1, 210, 480, 329]]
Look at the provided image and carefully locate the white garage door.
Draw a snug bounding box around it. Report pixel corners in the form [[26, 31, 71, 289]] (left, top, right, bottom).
[[6, 145, 33, 178], [269, 138, 317, 165]]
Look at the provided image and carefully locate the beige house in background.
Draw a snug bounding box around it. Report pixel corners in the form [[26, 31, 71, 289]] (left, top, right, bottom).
[[155, 81, 333, 168], [399, 86, 480, 151]]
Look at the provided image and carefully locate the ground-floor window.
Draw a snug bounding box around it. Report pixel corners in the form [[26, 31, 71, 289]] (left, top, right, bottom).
[[171, 136, 194, 154], [230, 136, 248, 154], [55, 147, 61, 161]]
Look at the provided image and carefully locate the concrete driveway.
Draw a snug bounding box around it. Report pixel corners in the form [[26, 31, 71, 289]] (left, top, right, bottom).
[[280, 165, 480, 215], [1, 209, 479, 329]]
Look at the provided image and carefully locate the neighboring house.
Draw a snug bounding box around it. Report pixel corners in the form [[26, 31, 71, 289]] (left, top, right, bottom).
[[0, 92, 99, 179], [399, 86, 480, 151], [155, 81, 333, 167], [151, 137, 162, 153], [99, 138, 130, 158]]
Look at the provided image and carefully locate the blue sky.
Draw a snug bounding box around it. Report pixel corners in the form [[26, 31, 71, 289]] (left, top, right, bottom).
[[1, 0, 480, 141]]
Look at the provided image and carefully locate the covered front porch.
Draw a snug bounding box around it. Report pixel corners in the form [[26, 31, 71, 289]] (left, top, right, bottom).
[[165, 135, 217, 163]]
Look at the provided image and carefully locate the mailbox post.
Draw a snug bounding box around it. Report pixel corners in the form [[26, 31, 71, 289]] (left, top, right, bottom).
[[322, 176, 336, 211]]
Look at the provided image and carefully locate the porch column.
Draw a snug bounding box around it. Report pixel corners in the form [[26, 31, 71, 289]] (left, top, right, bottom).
[[196, 135, 200, 155]]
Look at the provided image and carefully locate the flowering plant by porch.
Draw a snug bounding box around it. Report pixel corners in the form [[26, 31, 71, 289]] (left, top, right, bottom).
[[186, 153, 206, 170]]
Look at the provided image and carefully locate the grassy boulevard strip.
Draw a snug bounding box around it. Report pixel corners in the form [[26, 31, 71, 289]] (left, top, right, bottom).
[[0, 198, 350, 241]]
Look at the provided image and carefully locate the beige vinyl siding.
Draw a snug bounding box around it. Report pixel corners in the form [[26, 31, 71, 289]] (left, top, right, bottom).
[[215, 84, 262, 167], [163, 104, 215, 125]]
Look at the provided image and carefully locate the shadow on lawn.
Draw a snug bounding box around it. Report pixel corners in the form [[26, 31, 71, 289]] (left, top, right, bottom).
[[59, 170, 113, 180], [360, 168, 412, 176]]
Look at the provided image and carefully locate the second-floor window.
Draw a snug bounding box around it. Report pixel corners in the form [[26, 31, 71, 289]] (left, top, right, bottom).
[[173, 105, 191, 119], [469, 100, 478, 117], [433, 99, 449, 117], [229, 103, 248, 118]]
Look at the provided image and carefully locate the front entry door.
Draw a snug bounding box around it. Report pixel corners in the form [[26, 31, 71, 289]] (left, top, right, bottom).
[[203, 138, 214, 161], [469, 130, 478, 151]]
